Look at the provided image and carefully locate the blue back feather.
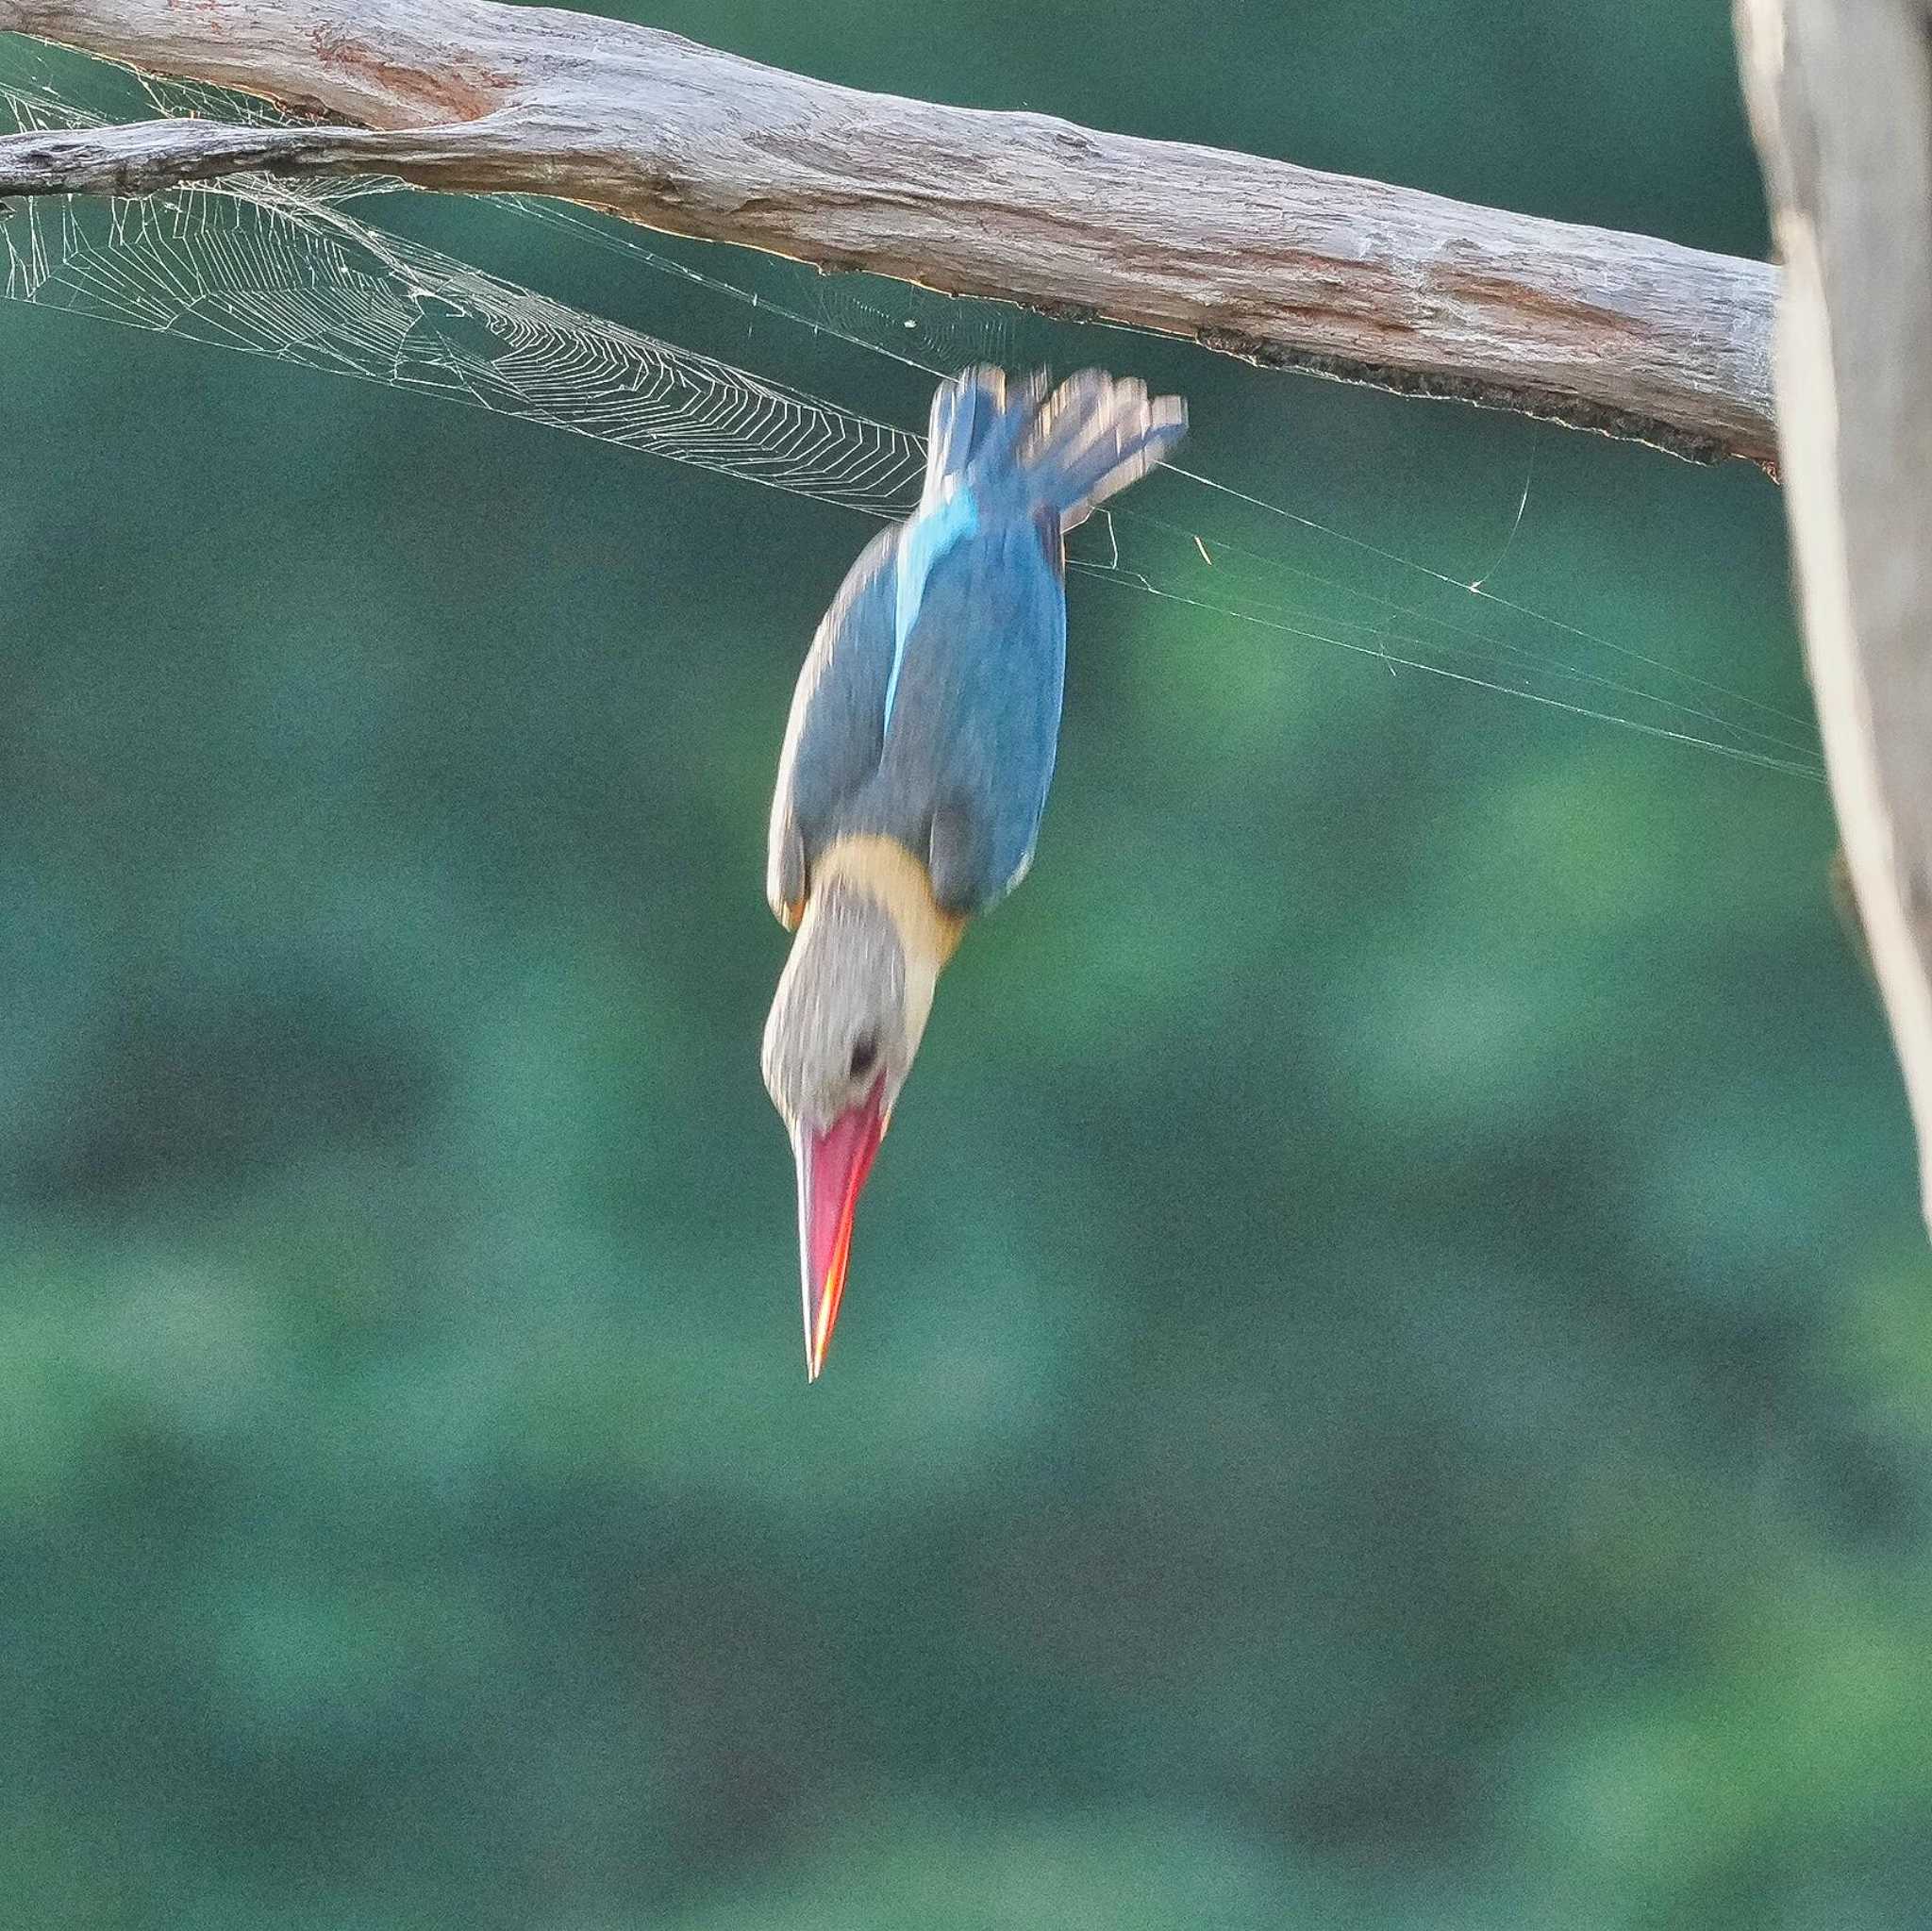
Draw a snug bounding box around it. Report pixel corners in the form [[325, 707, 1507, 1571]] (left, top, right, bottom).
[[769, 367, 1186, 921]]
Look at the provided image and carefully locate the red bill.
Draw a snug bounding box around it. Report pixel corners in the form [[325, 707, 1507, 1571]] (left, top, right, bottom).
[[793, 1079, 887, 1380]]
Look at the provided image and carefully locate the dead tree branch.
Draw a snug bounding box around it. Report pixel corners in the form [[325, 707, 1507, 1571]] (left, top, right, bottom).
[[0, 0, 1777, 463]]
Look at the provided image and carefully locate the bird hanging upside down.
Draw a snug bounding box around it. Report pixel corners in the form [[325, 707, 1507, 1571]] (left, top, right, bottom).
[[762, 365, 1187, 1378]]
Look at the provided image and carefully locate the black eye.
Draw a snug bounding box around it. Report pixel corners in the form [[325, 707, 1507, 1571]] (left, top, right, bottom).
[[848, 1034, 879, 1081]]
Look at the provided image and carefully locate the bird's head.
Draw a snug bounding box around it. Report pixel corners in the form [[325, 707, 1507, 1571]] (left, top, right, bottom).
[[762, 841, 960, 1378]]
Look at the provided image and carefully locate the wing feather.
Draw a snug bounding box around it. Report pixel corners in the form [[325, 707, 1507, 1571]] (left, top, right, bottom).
[[765, 525, 898, 925]]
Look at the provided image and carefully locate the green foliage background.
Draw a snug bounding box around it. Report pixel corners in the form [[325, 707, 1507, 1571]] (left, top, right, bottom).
[[4, 3, 1930, 1926]]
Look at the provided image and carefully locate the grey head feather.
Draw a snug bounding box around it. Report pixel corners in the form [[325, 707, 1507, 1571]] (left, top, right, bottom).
[[761, 881, 911, 1136]]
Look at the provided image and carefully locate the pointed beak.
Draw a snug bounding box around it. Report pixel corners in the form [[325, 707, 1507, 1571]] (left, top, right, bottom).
[[792, 1080, 888, 1381]]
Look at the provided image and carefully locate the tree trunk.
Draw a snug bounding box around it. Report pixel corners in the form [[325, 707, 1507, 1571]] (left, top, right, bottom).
[[1737, 0, 1932, 1228]]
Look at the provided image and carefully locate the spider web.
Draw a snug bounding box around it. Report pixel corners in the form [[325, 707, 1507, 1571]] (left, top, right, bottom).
[[0, 44, 923, 516], [0, 35, 1825, 781]]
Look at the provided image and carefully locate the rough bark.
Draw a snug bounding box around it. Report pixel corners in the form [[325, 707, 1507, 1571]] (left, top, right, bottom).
[[1737, 0, 1932, 1226], [0, 0, 1778, 463]]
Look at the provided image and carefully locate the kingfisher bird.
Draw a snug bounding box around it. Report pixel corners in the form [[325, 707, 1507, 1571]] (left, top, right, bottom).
[[761, 364, 1187, 1379]]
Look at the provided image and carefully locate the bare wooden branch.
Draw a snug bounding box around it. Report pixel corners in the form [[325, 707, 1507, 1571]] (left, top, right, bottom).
[[1737, 0, 1932, 1229], [0, 0, 1779, 463]]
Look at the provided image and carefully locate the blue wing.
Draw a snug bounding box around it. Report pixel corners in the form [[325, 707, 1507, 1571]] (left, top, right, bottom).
[[878, 508, 1067, 916], [766, 524, 897, 926], [769, 365, 1181, 925], [767, 506, 1065, 924]]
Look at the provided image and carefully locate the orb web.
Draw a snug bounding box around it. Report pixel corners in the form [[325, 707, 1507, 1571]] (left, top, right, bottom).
[[0, 34, 1824, 781]]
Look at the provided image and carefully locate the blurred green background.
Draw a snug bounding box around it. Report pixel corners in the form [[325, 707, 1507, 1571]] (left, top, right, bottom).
[[4, 3, 1930, 1927]]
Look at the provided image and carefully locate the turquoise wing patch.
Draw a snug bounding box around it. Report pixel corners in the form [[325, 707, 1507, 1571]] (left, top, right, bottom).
[[885, 487, 980, 735]]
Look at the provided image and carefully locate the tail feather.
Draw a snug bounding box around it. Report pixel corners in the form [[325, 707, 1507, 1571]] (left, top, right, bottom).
[[960, 368, 1050, 481], [1024, 371, 1187, 529], [922, 365, 1001, 500], [922, 364, 1186, 530]]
